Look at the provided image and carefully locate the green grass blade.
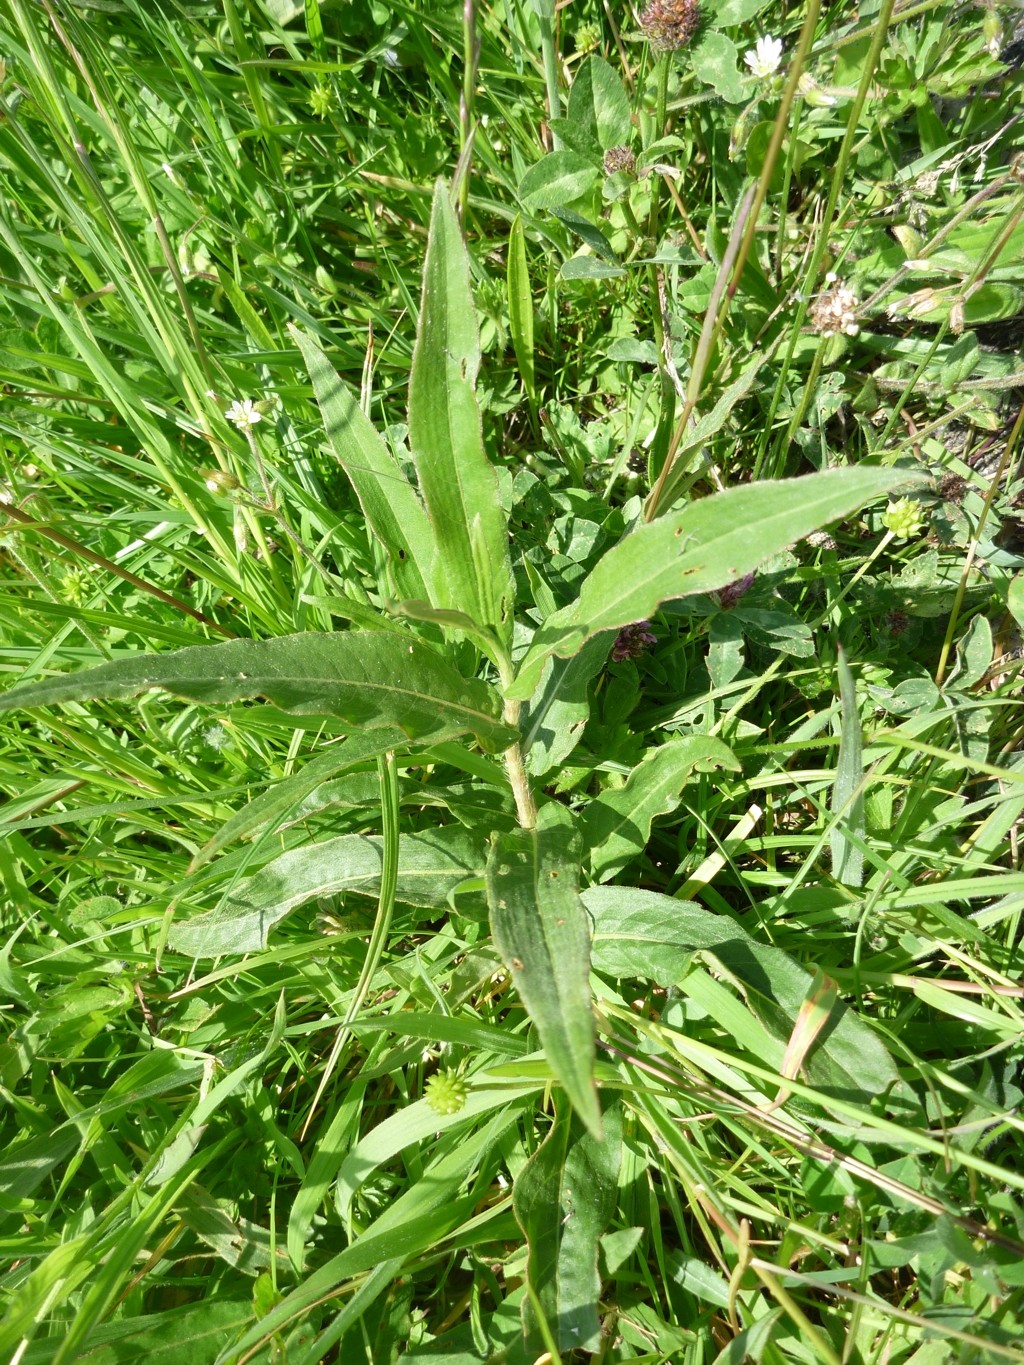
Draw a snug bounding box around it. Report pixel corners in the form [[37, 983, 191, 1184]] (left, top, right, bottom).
[[831, 646, 865, 888]]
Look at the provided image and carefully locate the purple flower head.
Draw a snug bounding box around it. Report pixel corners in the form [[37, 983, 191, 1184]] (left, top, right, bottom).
[[611, 620, 658, 662], [715, 573, 755, 610]]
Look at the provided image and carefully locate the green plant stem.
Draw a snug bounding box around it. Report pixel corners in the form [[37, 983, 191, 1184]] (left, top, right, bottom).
[[300, 749, 401, 1139], [936, 396, 1024, 685], [535, 0, 562, 148], [766, 0, 896, 474], [459, 0, 478, 220], [645, 53, 671, 242], [726, 0, 822, 304], [644, 184, 758, 519], [0, 502, 235, 637], [497, 655, 537, 828]]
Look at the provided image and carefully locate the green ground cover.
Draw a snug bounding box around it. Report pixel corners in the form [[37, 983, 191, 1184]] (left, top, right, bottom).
[[1, 0, 1023, 1360]]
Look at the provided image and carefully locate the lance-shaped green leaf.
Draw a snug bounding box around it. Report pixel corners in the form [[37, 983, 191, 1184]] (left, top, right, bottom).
[[508, 467, 925, 700], [523, 633, 612, 777], [291, 326, 436, 601], [408, 182, 514, 645], [584, 886, 921, 1119], [487, 804, 601, 1137], [0, 632, 516, 752], [507, 214, 535, 408], [171, 825, 483, 957], [582, 736, 739, 881], [513, 1102, 621, 1356], [191, 728, 410, 870]]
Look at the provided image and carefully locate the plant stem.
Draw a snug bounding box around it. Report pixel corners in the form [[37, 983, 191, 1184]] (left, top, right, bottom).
[[497, 655, 537, 828], [459, 0, 478, 220], [936, 396, 1024, 685], [535, 0, 562, 148]]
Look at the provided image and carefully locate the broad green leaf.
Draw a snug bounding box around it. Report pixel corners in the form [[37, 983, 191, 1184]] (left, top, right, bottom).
[[691, 30, 746, 104], [566, 55, 631, 151], [582, 736, 739, 880], [708, 614, 745, 689], [523, 634, 612, 777], [668, 1252, 731, 1309], [191, 728, 410, 870], [507, 215, 536, 405], [20, 1300, 254, 1365], [508, 468, 923, 700], [0, 632, 516, 752], [170, 826, 483, 956], [716, 0, 774, 20], [831, 648, 864, 888], [584, 886, 919, 1118], [733, 605, 814, 658], [519, 151, 600, 211], [514, 1102, 621, 1354], [487, 804, 601, 1137], [1007, 573, 1024, 629], [954, 612, 994, 689], [291, 326, 435, 601], [408, 182, 514, 644]]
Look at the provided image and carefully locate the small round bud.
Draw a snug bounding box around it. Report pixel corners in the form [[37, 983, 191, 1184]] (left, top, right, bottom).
[[639, 0, 700, 50], [603, 145, 636, 176], [881, 498, 928, 539], [424, 1069, 468, 1116], [203, 469, 241, 494]]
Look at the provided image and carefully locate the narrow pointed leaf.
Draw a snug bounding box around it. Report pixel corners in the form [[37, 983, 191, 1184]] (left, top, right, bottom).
[[514, 1103, 621, 1355], [171, 825, 483, 957], [487, 804, 601, 1137], [408, 182, 514, 643], [508, 467, 925, 700], [523, 634, 612, 776], [582, 736, 739, 880], [507, 214, 535, 405], [291, 326, 435, 601], [191, 728, 410, 870], [584, 886, 920, 1118], [0, 632, 516, 752]]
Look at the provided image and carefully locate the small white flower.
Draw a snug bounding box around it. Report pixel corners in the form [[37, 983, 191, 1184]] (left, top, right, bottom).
[[744, 34, 783, 79], [225, 398, 263, 430], [203, 724, 230, 751]]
